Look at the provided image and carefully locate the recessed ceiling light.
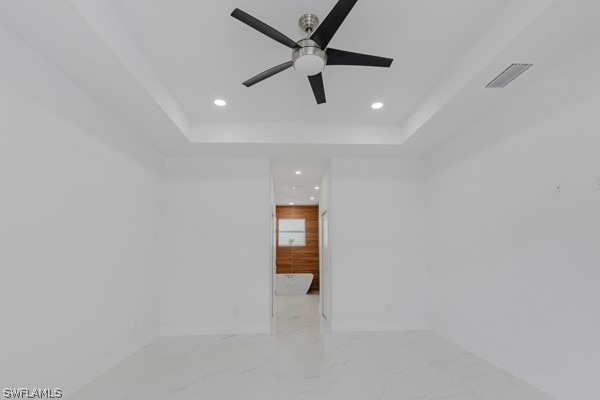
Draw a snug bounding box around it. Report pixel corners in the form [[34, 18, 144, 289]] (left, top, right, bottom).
[[371, 102, 384, 110], [310, 197, 315, 200], [214, 99, 227, 107], [295, 171, 302, 175], [289, 202, 295, 205], [314, 186, 320, 190]]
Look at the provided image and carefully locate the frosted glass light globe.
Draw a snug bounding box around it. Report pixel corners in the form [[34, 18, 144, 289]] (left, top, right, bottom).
[[294, 54, 326, 76]]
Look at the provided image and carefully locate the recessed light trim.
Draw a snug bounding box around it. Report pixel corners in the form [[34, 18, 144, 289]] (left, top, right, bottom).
[[371, 102, 384, 110], [314, 186, 320, 190], [288, 202, 295, 205], [214, 99, 227, 107], [295, 171, 302, 175], [310, 197, 315, 200]]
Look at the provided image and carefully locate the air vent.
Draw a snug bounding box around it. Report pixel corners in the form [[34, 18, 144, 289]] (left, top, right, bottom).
[[486, 63, 533, 88]]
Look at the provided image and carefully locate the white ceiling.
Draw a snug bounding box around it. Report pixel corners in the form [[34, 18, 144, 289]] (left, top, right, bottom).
[[271, 158, 329, 205], [106, 0, 506, 124], [1, 0, 600, 203]]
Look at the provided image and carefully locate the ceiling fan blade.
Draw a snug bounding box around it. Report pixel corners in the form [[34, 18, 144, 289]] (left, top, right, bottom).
[[242, 61, 294, 87], [326, 48, 393, 67], [308, 73, 326, 104], [231, 9, 299, 49], [310, 0, 358, 49]]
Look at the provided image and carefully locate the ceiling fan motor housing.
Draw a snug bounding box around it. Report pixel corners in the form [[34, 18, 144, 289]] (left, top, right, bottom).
[[293, 39, 327, 76]]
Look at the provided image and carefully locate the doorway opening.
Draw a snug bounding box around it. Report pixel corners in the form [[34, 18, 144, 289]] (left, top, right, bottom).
[[273, 205, 320, 334], [270, 158, 330, 335]]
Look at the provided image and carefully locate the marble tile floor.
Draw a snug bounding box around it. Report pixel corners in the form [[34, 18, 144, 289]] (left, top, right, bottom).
[[72, 294, 556, 400]]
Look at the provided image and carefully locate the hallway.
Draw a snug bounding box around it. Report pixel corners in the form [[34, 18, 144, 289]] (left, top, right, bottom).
[[72, 295, 555, 399]]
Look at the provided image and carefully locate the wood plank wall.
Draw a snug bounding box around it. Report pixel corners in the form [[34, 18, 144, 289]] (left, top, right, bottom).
[[276, 206, 319, 293]]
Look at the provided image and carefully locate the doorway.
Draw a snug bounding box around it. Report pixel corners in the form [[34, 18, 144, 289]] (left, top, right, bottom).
[[272, 205, 321, 335], [269, 158, 330, 332]]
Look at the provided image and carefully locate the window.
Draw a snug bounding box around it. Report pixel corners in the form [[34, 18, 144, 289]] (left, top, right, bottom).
[[278, 219, 305, 246]]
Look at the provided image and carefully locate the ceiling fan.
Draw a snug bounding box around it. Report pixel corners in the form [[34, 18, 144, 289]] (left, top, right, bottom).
[[231, 0, 393, 105]]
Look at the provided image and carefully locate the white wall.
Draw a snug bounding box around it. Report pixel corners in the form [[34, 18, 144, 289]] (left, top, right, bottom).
[[330, 159, 428, 332], [426, 39, 600, 400], [0, 26, 164, 396], [319, 166, 331, 217], [161, 158, 272, 335]]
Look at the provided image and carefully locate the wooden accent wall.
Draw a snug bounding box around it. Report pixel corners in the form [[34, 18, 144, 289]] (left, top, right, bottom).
[[276, 206, 319, 293]]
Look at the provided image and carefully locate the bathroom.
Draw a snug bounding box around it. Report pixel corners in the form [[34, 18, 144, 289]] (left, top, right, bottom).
[[275, 204, 319, 295], [274, 203, 322, 334], [271, 158, 330, 335]]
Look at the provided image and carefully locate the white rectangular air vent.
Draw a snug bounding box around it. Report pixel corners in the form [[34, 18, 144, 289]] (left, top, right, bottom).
[[486, 63, 533, 88]]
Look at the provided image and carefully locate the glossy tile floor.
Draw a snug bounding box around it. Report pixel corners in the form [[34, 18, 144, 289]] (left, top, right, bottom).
[[72, 294, 555, 399]]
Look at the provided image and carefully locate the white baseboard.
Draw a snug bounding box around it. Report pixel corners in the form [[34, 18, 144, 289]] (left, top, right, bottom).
[[331, 321, 431, 333], [62, 329, 159, 399], [160, 323, 271, 336]]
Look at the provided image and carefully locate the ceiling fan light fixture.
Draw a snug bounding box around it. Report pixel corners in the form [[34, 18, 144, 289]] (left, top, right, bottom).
[[293, 43, 327, 76]]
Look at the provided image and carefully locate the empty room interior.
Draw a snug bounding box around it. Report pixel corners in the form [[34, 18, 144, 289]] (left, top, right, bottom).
[[1, 0, 599, 399]]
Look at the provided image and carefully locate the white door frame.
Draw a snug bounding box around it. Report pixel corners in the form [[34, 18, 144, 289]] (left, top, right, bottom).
[[270, 212, 276, 319], [320, 210, 330, 320]]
